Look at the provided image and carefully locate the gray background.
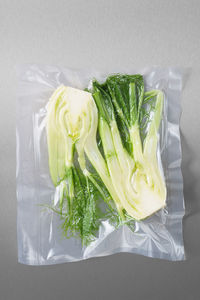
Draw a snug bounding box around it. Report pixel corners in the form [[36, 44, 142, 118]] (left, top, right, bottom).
[[0, 0, 200, 299]]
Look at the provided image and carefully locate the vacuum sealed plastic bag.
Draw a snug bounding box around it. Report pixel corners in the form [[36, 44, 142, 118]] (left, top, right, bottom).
[[16, 65, 185, 265]]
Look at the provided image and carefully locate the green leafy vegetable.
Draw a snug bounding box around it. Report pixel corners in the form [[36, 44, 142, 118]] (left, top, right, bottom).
[[91, 74, 166, 220], [46, 74, 166, 244], [46, 85, 127, 245]]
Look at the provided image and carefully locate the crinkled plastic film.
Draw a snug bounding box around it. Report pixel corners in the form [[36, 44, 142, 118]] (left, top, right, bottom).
[[16, 65, 185, 265]]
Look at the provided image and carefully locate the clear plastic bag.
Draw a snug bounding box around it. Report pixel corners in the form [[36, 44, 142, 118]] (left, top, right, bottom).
[[16, 65, 185, 265]]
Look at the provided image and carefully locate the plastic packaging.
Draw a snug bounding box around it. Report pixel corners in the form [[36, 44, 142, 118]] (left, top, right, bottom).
[[16, 65, 185, 265]]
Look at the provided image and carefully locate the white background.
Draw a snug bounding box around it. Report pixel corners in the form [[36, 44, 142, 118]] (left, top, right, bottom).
[[0, 1, 200, 299]]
